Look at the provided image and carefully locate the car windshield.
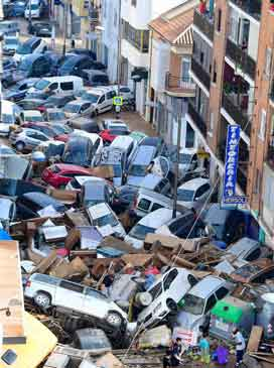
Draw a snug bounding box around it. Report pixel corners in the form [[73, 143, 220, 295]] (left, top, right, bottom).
[[48, 112, 65, 121], [179, 153, 192, 164], [112, 165, 122, 177], [27, 3, 38, 10], [63, 145, 87, 164], [18, 58, 30, 72], [64, 103, 80, 113], [17, 42, 32, 55], [182, 294, 205, 315], [177, 189, 195, 202], [129, 224, 155, 240], [34, 79, 50, 91], [5, 38, 18, 45], [24, 114, 42, 122], [93, 213, 118, 228], [52, 124, 72, 134], [82, 93, 99, 103], [129, 164, 147, 177]]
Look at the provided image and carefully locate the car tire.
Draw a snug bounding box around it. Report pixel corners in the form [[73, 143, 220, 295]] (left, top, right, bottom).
[[15, 141, 25, 152], [34, 292, 51, 309], [106, 311, 123, 328], [166, 299, 178, 315]]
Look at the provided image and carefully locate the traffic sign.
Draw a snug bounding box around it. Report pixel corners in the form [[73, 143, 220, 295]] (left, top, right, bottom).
[[113, 96, 123, 106]]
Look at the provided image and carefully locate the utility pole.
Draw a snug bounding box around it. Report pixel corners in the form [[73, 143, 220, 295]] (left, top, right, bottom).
[[117, 0, 122, 96], [28, 0, 32, 29], [62, 1, 68, 55], [172, 111, 182, 219]]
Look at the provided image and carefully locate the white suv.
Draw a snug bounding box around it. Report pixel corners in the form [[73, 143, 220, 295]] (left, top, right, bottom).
[[137, 268, 198, 329], [24, 273, 133, 335]]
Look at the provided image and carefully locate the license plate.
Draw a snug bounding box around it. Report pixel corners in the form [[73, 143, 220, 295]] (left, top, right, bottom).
[[215, 320, 229, 332]]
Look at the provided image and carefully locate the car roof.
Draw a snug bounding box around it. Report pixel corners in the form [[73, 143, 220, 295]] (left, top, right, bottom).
[[227, 237, 260, 256], [187, 276, 226, 298], [140, 174, 163, 189], [23, 110, 42, 116], [67, 100, 88, 107], [132, 146, 156, 165], [22, 192, 63, 207], [180, 147, 198, 155], [138, 188, 173, 204], [22, 128, 47, 135], [46, 108, 64, 113], [83, 69, 107, 76], [21, 53, 45, 61], [73, 176, 104, 185], [178, 178, 210, 191], [111, 135, 133, 147], [40, 76, 82, 83], [139, 208, 174, 228]]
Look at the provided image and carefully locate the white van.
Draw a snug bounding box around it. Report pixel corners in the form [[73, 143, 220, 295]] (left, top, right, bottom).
[[110, 136, 137, 167], [24, 0, 42, 19], [134, 188, 173, 218], [0, 100, 22, 136], [28, 76, 83, 96], [125, 208, 177, 249], [79, 87, 116, 116]]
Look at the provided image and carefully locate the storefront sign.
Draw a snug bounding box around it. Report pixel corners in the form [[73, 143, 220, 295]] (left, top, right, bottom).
[[223, 125, 241, 199]]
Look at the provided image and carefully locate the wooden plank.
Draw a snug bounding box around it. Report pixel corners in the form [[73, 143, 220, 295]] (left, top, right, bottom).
[[32, 250, 58, 274], [247, 326, 263, 353]]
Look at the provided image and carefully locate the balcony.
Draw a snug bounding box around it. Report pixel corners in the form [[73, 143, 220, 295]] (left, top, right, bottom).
[[188, 100, 207, 138], [193, 9, 214, 42], [230, 0, 261, 21], [226, 39, 256, 80], [165, 73, 196, 98], [191, 58, 211, 91], [222, 92, 251, 136]]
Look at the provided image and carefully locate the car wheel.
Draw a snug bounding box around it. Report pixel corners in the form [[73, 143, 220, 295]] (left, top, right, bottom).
[[15, 141, 25, 152], [34, 292, 51, 309], [166, 299, 178, 315], [106, 311, 122, 328]]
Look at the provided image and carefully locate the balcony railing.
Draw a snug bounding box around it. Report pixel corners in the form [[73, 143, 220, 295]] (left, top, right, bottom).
[[226, 39, 256, 80], [188, 100, 207, 138], [222, 93, 251, 136], [165, 73, 196, 97], [230, 0, 261, 21], [191, 58, 211, 91], [193, 9, 214, 42]]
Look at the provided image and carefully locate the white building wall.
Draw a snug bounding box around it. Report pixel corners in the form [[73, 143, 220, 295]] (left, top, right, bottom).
[[101, 0, 119, 82], [121, 39, 150, 69], [150, 39, 170, 93]]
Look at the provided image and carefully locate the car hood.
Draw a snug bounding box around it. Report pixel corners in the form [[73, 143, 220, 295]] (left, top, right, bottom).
[[177, 200, 192, 209]]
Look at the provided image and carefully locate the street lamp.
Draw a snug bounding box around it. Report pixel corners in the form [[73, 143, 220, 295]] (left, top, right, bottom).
[[131, 74, 142, 112]]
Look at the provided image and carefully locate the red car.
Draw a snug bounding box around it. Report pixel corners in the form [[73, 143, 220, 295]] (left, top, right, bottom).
[[99, 127, 130, 144], [42, 164, 93, 188], [21, 122, 70, 143]]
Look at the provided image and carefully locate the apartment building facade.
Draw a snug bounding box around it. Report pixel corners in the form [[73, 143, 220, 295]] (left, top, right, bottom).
[[147, 0, 198, 148], [120, 0, 184, 116], [189, 0, 274, 241]]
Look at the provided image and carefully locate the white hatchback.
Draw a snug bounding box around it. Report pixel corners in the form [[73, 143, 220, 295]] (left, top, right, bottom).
[[177, 178, 211, 212]]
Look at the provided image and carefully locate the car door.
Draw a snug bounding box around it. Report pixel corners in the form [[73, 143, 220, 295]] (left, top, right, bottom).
[[97, 94, 106, 112], [106, 91, 115, 110], [82, 287, 107, 319], [32, 132, 48, 146], [55, 280, 84, 311]]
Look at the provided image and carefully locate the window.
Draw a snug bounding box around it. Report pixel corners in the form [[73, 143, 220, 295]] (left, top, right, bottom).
[[151, 203, 163, 211], [205, 294, 217, 314], [259, 109, 266, 141], [106, 91, 113, 99], [200, 51, 204, 64], [246, 248, 261, 262], [264, 48, 272, 78], [98, 95, 105, 104], [60, 280, 84, 293], [49, 82, 58, 91], [181, 58, 191, 83], [264, 170, 274, 211], [163, 269, 178, 291], [215, 287, 229, 300], [186, 123, 195, 148], [131, 0, 137, 7], [213, 61, 217, 83], [216, 9, 222, 32], [138, 198, 151, 211], [188, 275, 198, 287], [210, 112, 214, 131], [61, 81, 73, 91], [149, 283, 162, 301]]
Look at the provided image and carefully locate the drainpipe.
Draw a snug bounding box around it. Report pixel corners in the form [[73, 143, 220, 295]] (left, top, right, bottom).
[[209, 0, 214, 15]]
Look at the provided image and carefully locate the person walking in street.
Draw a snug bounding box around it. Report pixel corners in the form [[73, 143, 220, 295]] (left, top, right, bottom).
[[232, 328, 246, 367]]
